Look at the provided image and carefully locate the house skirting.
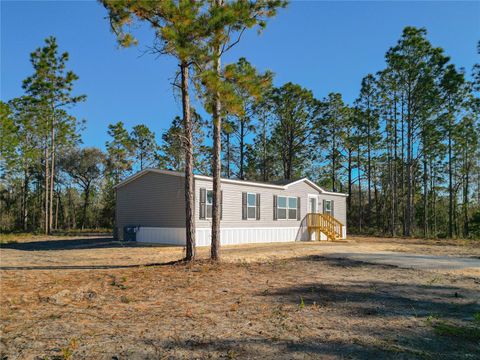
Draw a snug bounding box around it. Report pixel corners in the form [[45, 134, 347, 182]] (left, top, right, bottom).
[[135, 226, 346, 246]]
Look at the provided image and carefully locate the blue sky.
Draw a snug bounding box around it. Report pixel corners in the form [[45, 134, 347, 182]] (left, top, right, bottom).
[[1, 1, 479, 149]]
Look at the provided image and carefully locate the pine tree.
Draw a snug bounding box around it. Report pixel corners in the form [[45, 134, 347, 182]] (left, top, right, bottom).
[[21, 37, 85, 234], [355, 74, 381, 229], [268, 83, 319, 180], [102, 0, 209, 260], [316, 93, 348, 192], [222, 58, 273, 179], [130, 125, 159, 171]]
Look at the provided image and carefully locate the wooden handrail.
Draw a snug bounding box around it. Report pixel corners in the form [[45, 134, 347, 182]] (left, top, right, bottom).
[[306, 213, 343, 241]]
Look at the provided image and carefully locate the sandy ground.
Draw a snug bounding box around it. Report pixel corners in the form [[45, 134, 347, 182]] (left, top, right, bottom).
[[1, 235, 479, 359]]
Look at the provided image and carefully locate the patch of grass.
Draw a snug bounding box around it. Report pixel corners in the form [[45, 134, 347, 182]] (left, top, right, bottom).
[[431, 321, 480, 341], [0, 233, 22, 244], [0, 228, 111, 243], [227, 349, 238, 359], [299, 296, 305, 310], [109, 275, 128, 290], [61, 338, 78, 360], [425, 314, 440, 323], [427, 275, 442, 285], [473, 312, 480, 323], [52, 228, 112, 236]]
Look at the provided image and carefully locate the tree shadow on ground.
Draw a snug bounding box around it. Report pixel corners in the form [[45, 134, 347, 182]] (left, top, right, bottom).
[[149, 337, 398, 360], [300, 254, 399, 269], [133, 331, 478, 360], [0, 237, 180, 251], [261, 279, 479, 319], [0, 260, 183, 271], [259, 256, 480, 321]]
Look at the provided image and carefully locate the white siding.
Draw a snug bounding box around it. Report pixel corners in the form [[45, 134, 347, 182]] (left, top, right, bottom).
[[136, 226, 309, 246]]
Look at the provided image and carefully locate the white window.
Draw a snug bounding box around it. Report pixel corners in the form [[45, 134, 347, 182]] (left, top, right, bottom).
[[288, 197, 297, 219], [247, 193, 256, 219], [206, 190, 213, 219], [278, 196, 297, 220], [324, 200, 333, 216]]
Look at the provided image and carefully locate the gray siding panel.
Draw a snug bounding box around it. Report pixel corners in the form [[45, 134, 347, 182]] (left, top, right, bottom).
[[194, 178, 347, 228], [318, 193, 347, 226], [116, 172, 186, 239]]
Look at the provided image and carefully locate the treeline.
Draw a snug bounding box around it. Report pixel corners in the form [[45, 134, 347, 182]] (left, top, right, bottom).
[[1, 24, 479, 240]]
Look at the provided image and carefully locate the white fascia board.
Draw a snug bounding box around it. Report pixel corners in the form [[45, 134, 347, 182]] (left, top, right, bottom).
[[285, 178, 348, 197], [321, 190, 349, 197]]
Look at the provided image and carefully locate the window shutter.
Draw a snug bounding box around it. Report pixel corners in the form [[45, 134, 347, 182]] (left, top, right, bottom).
[[199, 188, 206, 219], [242, 192, 247, 220], [220, 191, 223, 220], [297, 197, 301, 220], [323, 199, 326, 214], [331, 199, 334, 217], [256, 193, 261, 220], [273, 195, 277, 220]]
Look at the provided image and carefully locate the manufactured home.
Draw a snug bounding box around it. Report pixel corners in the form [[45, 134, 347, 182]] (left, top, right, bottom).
[[115, 169, 348, 245]]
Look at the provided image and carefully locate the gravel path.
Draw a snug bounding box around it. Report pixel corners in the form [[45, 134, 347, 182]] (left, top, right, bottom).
[[324, 250, 480, 271]]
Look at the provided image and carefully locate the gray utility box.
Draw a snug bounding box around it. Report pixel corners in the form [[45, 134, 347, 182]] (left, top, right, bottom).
[[123, 226, 139, 242]]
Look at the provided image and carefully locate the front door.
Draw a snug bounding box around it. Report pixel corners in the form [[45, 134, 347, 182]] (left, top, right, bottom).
[[308, 197, 317, 213], [308, 195, 318, 241], [309, 196, 318, 213]]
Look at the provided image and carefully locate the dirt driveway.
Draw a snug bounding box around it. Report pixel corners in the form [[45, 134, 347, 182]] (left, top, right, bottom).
[[324, 251, 480, 271], [1, 236, 479, 359], [1, 235, 479, 276]]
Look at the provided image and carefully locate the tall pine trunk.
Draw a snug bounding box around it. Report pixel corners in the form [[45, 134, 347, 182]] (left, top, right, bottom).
[[44, 140, 50, 235], [262, 118, 268, 182], [181, 62, 196, 261], [423, 144, 428, 238], [347, 149, 352, 219], [357, 143, 363, 232], [55, 190, 59, 230], [400, 93, 406, 236], [392, 96, 398, 236], [463, 146, 470, 237], [367, 114, 372, 228], [49, 108, 55, 234], [22, 168, 29, 231], [239, 119, 245, 180], [431, 161, 437, 237], [448, 116, 453, 238], [225, 132, 231, 178], [331, 128, 336, 192], [405, 90, 412, 237], [211, 10, 223, 261]]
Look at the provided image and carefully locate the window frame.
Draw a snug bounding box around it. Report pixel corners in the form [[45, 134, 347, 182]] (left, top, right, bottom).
[[277, 195, 297, 221], [206, 189, 213, 219], [246, 192, 257, 220], [324, 199, 333, 216]]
